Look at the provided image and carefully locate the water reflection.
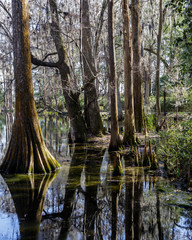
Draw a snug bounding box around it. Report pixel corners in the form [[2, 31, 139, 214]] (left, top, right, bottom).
[[2, 172, 58, 239], [0, 115, 191, 239], [125, 167, 143, 240]]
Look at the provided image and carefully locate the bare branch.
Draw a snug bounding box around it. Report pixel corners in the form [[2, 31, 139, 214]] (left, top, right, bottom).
[[94, 0, 108, 56], [0, 22, 12, 43], [144, 47, 169, 69], [31, 53, 58, 69], [0, 1, 12, 19]]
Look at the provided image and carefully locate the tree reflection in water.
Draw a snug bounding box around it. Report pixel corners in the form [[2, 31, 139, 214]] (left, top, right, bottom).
[[2, 172, 58, 239], [125, 166, 143, 240], [0, 116, 192, 239]]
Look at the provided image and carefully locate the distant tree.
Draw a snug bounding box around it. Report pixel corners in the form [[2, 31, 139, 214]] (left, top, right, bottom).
[[81, 0, 104, 136], [108, 0, 122, 150], [0, 0, 60, 173], [49, 0, 88, 142], [131, 0, 144, 132], [122, 0, 136, 145], [31, 0, 88, 143], [155, 0, 163, 125]]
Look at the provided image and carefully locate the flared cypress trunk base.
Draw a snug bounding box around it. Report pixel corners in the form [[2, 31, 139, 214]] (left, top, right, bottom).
[[0, 118, 60, 174], [109, 135, 122, 151], [123, 133, 136, 146]]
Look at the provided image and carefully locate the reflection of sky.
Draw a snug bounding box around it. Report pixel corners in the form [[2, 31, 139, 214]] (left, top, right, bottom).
[[175, 216, 192, 239], [100, 149, 109, 184], [0, 213, 19, 240]]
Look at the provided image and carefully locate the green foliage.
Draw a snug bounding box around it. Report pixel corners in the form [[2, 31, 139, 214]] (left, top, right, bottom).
[[0, 88, 4, 108], [145, 114, 155, 131], [167, 0, 192, 81], [157, 118, 192, 181]]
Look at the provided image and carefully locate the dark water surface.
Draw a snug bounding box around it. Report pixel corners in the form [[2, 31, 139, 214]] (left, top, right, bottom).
[[0, 114, 192, 240]]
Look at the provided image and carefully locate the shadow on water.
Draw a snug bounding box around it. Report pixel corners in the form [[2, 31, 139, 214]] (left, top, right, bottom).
[[0, 115, 192, 239]]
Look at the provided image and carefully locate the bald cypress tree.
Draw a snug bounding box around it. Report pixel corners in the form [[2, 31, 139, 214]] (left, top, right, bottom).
[[122, 0, 136, 145], [131, 0, 144, 132], [108, 0, 122, 150], [0, 0, 60, 174]]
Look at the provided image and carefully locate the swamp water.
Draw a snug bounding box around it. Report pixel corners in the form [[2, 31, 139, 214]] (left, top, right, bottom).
[[0, 114, 192, 240]]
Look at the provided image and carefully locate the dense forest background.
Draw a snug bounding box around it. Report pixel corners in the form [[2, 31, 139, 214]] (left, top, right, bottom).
[[0, 0, 191, 179], [0, 0, 191, 115]]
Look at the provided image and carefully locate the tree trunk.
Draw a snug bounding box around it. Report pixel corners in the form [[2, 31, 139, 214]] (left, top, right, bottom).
[[131, 0, 144, 132], [156, 0, 163, 125], [108, 0, 121, 150], [122, 0, 136, 145], [49, 0, 88, 142], [0, 0, 60, 174], [117, 78, 123, 120], [81, 0, 104, 136]]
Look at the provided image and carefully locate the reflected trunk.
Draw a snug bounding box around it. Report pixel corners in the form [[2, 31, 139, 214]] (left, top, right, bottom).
[[156, 189, 163, 240], [2, 172, 58, 239], [84, 149, 100, 239], [134, 169, 143, 240], [58, 145, 86, 239], [125, 161, 143, 239], [111, 181, 122, 240], [125, 169, 134, 239]]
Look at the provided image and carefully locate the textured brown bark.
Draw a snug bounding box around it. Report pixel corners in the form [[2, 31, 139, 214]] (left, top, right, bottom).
[[122, 0, 136, 146], [131, 0, 144, 132], [0, 0, 60, 174], [81, 0, 104, 136], [108, 0, 121, 150], [144, 66, 149, 104], [156, 0, 163, 124], [49, 0, 87, 142]]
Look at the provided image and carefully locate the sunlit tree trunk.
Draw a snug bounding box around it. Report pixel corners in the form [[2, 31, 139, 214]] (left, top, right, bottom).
[[81, 0, 104, 136], [108, 0, 121, 150], [131, 0, 144, 132], [49, 0, 87, 143], [0, 0, 60, 174], [122, 0, 136, 145]]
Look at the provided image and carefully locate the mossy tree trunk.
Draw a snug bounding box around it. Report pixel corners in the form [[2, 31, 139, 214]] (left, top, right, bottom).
[[108, 0, 122, 151], [0, 0, 60, 174], [122, 0, 136, 146], [131, 0, 144, 133], [49, 0, 88, 143], [81, 0, 104, 136]]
